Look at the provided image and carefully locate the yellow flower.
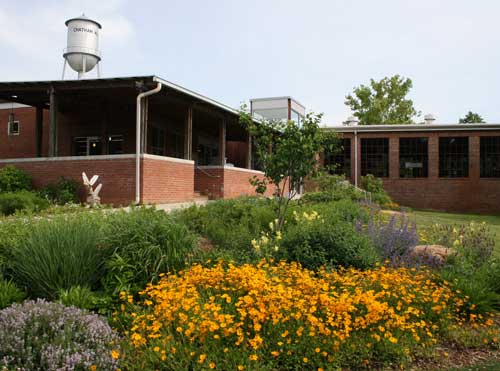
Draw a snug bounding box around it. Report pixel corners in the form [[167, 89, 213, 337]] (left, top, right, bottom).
[[198, 354, 207, 363], [303, 357, 309, 363], [111, 349, 120, 360], [237, 366, 245, 371], [209, 362, 216, 369], [89, 366, 97, 371], [249, 354, 258, 361]]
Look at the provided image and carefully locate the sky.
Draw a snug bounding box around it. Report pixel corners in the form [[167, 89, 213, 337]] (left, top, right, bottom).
[[0, 0, 499, 125]]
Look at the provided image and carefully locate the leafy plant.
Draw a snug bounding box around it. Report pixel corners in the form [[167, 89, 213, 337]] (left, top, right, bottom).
[[360, 174, 392, 206], [459, 111, 485, 124], [0, 278, 26, 309], [0, 190, 49, 215], [102, 207, 197, 294], [0, 300, 120, 370], [8, 213, 107, 299], [58, 285, 98, 310], [40, 177, 80, 205], [0, 165, 32, 193]]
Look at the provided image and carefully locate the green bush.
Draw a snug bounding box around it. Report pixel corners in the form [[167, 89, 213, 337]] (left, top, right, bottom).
[[0, 278, 26, 309], [58, 285, 98, 310], [8, 213, 107, 299], [306, 174, 364, 202], [279, 218, 379, 270], [360, 174, 392, 206], [40, 177, 80, 205], [0, 165, 31, 193], [102, 207, 197, 294], [0, 191, 49, 216], [173, 197, 276, 262]]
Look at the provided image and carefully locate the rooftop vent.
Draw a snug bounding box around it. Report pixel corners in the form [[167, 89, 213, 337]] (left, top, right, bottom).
[[424, 114, 436, 125], [343, 115, 359, 126]]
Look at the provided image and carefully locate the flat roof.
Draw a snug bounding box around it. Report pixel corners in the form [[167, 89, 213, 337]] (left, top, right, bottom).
[[326, 123, 500, 132], [0, 75, 240, 116]]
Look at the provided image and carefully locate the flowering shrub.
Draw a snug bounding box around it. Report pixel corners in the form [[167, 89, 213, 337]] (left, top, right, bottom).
[[116, 260, 497, 370], [0, 300, 120, 371]]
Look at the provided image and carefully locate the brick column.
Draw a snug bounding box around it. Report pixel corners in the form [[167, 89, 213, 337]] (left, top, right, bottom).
[[389, 136, 399, 179], [428, 135, 439, 179], [48, 87, 57, 157], [469, 136, 480, 179]]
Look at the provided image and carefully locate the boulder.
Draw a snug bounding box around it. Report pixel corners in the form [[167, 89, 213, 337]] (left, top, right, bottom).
[[411, 244, 455, 265]]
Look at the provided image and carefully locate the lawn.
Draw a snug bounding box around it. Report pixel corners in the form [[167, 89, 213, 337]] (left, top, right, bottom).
[[409, 209, 500, 252]]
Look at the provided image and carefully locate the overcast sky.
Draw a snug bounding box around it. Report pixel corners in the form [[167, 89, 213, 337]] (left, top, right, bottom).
[[0, 0, 499, 125]]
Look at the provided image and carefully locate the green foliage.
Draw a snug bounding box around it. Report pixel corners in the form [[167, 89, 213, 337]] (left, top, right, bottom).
[[459, 111, 485, 124], [8, 213, 107, 299], [279, 216, 379, 270], [360, 174, 392, 205], [302, 174, 364, 204], [0, 190, 50, 216], [102, 207, 196, 294], [0, 278, 26, 309], [40, 177, 80, 205], [58, 286, 98, 310], [240, 105, 337, 230], [345, 75, 419, 125], [0, 165, 32, 193], [173, 197, 276, 263]]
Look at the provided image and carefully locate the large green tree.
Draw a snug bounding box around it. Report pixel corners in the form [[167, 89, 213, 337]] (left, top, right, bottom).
[[345, 75, 419, 125], [459, 111, 485, 124]]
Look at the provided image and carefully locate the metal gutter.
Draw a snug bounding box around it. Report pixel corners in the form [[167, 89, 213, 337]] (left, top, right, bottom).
[[325, 124, 500, 133]]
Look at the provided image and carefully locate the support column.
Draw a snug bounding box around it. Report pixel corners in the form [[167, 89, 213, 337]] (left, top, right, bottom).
[[184, 106, 193, 160], [140, 97, 148, 153], [219, 119, 226, 166], [470, 136, 480, 179], [35, 106, 43, 157], [428, 134, 439, 179], [48, 87, 57, 157], [389, 136, 399, 179], [246, 133, 252, 169]]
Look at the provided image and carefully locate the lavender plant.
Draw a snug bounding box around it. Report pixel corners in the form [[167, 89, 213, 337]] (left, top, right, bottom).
[[0, 300, 120, 371]]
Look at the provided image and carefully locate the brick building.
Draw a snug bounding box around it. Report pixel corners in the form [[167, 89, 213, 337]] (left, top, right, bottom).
[[324, 122, 500, 214], [0, 76, 273, 205]]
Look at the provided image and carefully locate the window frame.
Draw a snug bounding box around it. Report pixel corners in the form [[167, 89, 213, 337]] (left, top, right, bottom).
[[8, 120, 20, 136], [480, 136, 500, 178], [399, 137, 429, 178], [326, 138, 351, 177], [361, 137, 389, 178], [439, 136, 469, 178]]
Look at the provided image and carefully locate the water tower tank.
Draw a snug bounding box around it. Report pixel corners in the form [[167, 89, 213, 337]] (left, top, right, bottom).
[[62, 14, 101, 79]]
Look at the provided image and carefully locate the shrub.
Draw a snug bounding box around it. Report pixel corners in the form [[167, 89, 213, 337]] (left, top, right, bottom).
[[0, 300, 120, 370], [0, 278, 25, 309], [8, 213, 107, 299], [308, 174, 365, 202], [102, 207, 197, 295], [117, 261, 496, 370], [58, 286, 98, 310], [0, 190, 49, 216], [40, 177, 80, 205], [279, 213, 379, 270], [0, 165, 31, 193], [360, 174, 392, 206]]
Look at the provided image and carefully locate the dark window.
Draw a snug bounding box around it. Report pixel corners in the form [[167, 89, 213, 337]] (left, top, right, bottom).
[[361, 138, 389, 177], [108, 135, 124, 155], [325, 138, 351, 176], [480, 136, 500, 178], [73, 136, 102, 156], [399, 137, 428, 178], [151, 127, 166, 156], [167, 130, 184, 159], [8, 120, 19, 136], [439, 137, 469, 177]]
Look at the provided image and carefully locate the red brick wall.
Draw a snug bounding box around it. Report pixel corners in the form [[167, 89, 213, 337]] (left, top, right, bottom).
[[141, 155, 194, 204], [195, 166, 276, 199], [0, 156, 135, 205], [336, 130, 500, 213], [0, 107, 49, 158]]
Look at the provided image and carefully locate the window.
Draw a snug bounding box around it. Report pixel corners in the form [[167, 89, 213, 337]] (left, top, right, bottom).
[[151, 127, 166, 156], [439, 137, 469, 177], [325, 138, 351, 176], [73, 136, 102, 156], [108, 135, 124, 155], [8, 120, 20, 136], [167, 130, 184, 159], [290, 110, 302, 126], [361, 138, 389, 177], [480, 136, 500, 178], [399, 137, 428, 178]]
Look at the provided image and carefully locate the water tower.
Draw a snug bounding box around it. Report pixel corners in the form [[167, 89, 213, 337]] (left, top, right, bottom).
[[62, 14, 102, 79]]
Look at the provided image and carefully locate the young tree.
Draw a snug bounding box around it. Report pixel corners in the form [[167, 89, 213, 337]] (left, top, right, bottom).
[[240, 106, 336, 231], [345, 75, 419, 125], [459, 111, 485, 124]]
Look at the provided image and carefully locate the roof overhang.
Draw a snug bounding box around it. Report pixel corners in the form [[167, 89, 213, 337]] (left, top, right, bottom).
[[325, 124, 500, 133]]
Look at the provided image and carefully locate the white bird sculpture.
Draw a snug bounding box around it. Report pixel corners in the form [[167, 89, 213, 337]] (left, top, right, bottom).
[[82, 172, 102, 207]]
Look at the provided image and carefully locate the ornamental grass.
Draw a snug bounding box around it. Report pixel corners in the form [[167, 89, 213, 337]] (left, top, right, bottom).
[[117, 260, 499, 370]]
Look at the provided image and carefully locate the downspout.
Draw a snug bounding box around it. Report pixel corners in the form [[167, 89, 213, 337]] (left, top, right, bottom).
[[136, 82, 162, 204], [354, 130, 358, 187]]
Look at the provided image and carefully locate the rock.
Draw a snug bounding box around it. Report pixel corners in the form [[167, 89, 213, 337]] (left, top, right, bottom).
[[411, 245, 455, 265]]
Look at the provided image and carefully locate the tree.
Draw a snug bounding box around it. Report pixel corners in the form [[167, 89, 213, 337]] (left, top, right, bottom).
[[345, 75, 419, 125], [240, 106, 336, 231], [459, 111, 485, 124]]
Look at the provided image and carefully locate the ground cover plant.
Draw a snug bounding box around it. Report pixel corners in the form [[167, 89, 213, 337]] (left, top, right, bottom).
[[116, 260, 499, 371]]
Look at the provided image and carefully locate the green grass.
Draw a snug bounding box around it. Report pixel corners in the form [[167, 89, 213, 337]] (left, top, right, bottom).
[[443, 360, 500, 371], [409, 209, 500, 252]]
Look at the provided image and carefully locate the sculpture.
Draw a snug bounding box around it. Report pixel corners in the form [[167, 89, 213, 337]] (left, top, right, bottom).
[[82, 172, 102, 207]]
